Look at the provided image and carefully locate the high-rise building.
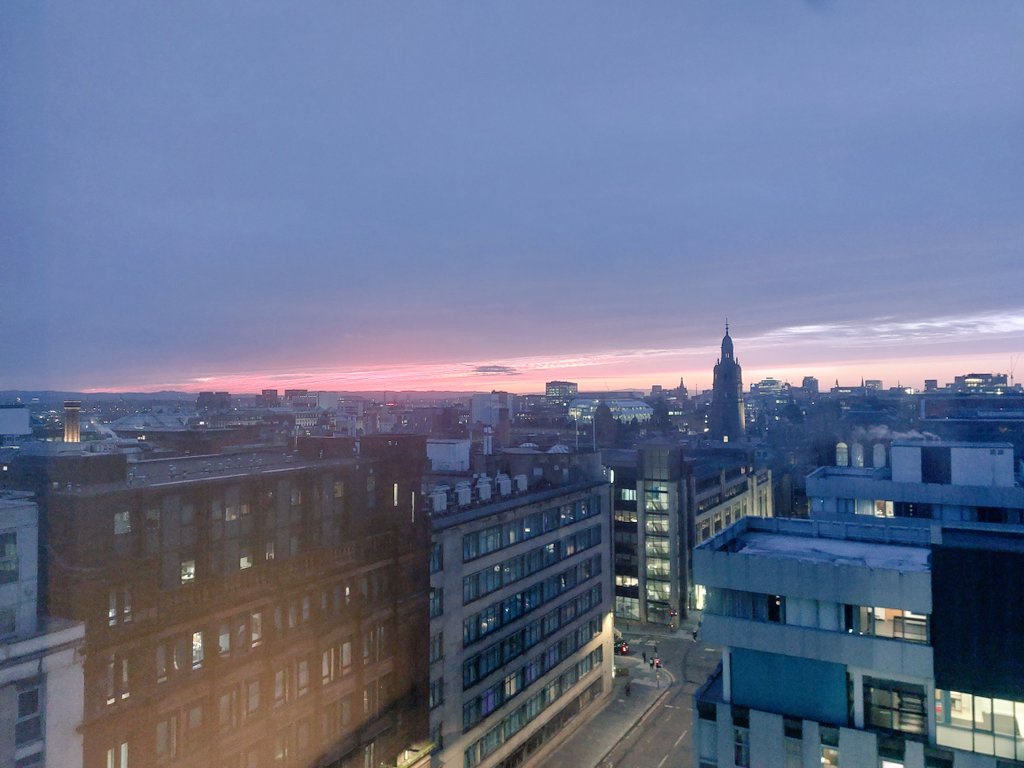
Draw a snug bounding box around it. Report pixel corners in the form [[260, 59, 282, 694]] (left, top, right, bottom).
[[63, 400, 81, 443], [709, 326, 745, 442]]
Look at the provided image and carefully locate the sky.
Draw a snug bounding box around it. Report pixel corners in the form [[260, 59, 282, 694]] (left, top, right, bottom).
[[2, 2, 1023, 395]]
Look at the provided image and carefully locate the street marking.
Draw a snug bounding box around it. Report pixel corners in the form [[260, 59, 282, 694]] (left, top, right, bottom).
[[673, 730, 689, 749], [663, 704, 679, 709]]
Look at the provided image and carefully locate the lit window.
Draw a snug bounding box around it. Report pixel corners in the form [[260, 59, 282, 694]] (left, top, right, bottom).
[[114, 511, 131, 535], [180, 559, 196, 583], [239, 549, 253, 570], [192, 631, 204, 669]]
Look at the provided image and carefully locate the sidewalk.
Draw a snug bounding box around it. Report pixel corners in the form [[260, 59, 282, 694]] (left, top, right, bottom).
[[540, 613, 700, 767]]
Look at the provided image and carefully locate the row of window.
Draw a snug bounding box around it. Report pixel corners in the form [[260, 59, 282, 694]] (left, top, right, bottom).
[[463, 647, 603, 768], [937, 688, 1024, 761], [706, 588, 930, 645], [99, 614, 386, 708], [111, 566, 389, 636], [462, 555, 602, 647], [463, 524, 601, 604], [462, 496, 601, 562], [463, 585, 602, 689], [462, 616, 602, 731], [112, 483, 318, 538], [116, 677, 389, 765], [698, 706, 954, 768]]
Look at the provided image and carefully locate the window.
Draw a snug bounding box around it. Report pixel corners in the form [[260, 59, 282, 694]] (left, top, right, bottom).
[[15, 684, 42, 745], [430, 542, 443, 574], [239, 548, 253, 570], [430, 632, 444, 663], [251, 612, 263, 647], [114, 510, 131, 535], [106, 742, 129, 768], [180, 559, 196, 584], [341, 639, 353, 673], [821, 725, 840, 767], [218, 623, 231, 656], [865, 677, 926, 735], [191, 631, 204, 669], [733, 727, 750, 767], [0, 532, 18, 583], [247, 679, 260, 714], [429, 588, 443, 618], [156, 643, 168, 682], [429, 678, 444, 709], [156, 715, 178, 759], [274, 669, 287, 706], [297, 659, 310, 697]]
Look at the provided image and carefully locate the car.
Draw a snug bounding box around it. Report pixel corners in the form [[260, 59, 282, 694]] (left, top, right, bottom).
[[615, 641, 629, 655]]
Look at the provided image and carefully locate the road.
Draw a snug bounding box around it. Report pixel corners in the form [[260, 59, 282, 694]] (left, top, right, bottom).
[[600, 629, 720, 768]]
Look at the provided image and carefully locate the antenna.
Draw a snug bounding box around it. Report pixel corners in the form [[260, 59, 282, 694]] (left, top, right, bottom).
[[1012, 354, 1021, 387]]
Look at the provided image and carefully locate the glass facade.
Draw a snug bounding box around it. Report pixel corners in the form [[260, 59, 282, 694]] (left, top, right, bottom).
[[936, 689, 1024, 760]]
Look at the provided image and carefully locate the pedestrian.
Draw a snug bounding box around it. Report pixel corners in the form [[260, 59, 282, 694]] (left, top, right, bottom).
[[625, 681, 632, 696], [642, 651, 646, 663]]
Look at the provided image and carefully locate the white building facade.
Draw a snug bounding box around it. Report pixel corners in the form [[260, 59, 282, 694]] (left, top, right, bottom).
[[693, 516, 1024, 768], [0, 492, 84, 768]]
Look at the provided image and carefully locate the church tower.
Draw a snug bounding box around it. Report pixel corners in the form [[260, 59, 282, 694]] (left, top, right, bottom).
[[709, 323, 745, 441]]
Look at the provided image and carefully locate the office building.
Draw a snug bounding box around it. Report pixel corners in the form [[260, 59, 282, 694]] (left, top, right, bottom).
[[605, 442, 772, 625], [693, 515, 1024, 768], [426, 450, 613, 768], [544, 382, 578, 409]]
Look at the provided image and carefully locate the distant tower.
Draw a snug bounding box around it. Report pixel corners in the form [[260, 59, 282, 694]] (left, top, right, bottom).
[[63, 400, 81, 443], [709, 324, 745, 441]]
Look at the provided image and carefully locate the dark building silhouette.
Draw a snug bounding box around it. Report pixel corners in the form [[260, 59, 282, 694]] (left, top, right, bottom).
[[4, 436, 431, 768], [709, 325, 745, 442]]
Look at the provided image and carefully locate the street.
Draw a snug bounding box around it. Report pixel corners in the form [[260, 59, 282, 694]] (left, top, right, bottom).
[[599, 628, 721, 768]]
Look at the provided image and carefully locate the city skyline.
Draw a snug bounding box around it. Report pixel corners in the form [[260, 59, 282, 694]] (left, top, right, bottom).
[[3, 3, 1023, 394]]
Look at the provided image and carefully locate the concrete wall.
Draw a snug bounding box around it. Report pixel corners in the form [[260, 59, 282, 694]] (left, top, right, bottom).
[[694, 540, 932, 614]]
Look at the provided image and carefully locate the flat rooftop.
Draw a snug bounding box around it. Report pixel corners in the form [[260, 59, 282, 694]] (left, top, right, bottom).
[[732, 531, 931, 572]]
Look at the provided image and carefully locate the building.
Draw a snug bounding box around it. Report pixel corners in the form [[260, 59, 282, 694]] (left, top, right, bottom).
[[605, 442, 772, 625], [3, 436, 431, 768], [425, 451, 613, 768], [709, 326, 745, 442], [0, 491, 85, 768], [63, 400, 81, 444], [807, 439, 1024, 524], [950, 373, 1013, 394], [567, 399, 654, 425], [693, 515, 1024, 768], [544, 382, 578, 409]]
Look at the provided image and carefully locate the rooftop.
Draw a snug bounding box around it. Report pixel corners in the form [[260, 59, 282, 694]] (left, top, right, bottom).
[[702, 517, 933, 572], [732, 530, 931, 572]]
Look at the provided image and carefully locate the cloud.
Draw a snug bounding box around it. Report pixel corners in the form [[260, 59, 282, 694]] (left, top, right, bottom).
[[471, 365, 521, 376]]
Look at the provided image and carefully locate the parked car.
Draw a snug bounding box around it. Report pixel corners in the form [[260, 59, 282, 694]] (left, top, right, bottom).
[[615, 641, 629, 655]]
